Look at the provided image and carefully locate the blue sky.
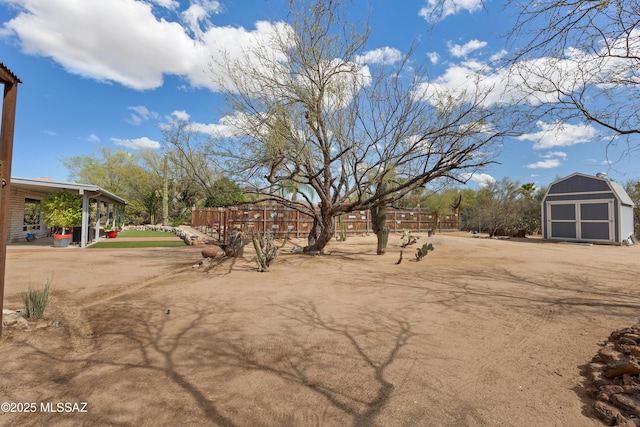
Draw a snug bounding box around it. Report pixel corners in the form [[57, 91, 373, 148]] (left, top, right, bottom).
[[0, 0, 637, 190]]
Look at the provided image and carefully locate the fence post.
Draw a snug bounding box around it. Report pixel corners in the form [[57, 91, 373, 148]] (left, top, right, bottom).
[[394, 209, 397, 234]]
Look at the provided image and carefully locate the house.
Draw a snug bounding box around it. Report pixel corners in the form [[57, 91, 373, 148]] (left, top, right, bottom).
[[541, 172, 635, 245], [8, 177, 126, 247]]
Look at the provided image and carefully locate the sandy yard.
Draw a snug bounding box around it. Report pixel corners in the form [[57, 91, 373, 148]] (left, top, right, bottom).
[[0, 231, 639, 426]]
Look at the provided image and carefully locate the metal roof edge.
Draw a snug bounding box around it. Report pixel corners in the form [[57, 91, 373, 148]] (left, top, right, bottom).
[[11, 177, 127, 205]]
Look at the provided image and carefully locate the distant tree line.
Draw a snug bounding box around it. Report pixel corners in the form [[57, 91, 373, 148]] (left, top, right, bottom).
[[62, 145, 248, 226], [62, 147, 640, 240]]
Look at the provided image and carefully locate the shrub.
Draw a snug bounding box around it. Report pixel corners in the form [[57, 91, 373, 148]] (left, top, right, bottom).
[[40, 192, 83, 234], [22, 276, 53, 320]]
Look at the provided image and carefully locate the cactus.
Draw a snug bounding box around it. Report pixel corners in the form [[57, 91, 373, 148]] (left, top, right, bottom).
[[371, 182, 389, 255], [371, 204, 386, 236], [252, 231, 286, 272], [376, 228, 389, 255], [415, 242, 434, 261], [336, 215, 347, 241], [221, 227, 247, 258], [400, 230, 418, 247]]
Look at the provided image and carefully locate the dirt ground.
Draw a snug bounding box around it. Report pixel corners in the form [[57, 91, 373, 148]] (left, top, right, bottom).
[[1, 231, 639, 426]]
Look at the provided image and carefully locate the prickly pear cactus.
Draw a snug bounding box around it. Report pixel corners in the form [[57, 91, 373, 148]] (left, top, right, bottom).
[[415, 242, 434, 261]]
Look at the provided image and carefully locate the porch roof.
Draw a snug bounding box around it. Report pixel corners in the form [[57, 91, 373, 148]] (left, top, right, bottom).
[[11, 177, 126, 205]]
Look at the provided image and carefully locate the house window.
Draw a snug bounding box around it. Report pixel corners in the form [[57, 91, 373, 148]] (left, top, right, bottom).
[[23, 198, 41, 231]]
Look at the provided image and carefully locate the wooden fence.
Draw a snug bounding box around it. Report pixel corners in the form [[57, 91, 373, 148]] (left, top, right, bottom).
[[191, 204, 459, 240]]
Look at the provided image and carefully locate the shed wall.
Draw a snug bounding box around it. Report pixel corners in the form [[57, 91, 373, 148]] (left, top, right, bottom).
[[620, 206, 635, 241]]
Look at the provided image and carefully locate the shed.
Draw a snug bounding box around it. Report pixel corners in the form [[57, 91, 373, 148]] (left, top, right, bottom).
[[541, 172, 635, 245]]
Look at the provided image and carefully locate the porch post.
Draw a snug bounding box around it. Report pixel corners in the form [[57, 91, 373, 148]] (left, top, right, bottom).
[[81, 194, 89, 248]]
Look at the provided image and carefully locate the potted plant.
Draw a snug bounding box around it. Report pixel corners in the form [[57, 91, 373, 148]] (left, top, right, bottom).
[[40, 191, 83, 247], [104, 224, 118, 238]]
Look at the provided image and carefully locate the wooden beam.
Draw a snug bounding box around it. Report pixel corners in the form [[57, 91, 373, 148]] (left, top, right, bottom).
[[0, 76, 19, 338]]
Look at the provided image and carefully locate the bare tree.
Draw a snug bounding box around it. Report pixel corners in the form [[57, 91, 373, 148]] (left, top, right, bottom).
[[211, 0, 512, 252], [506, 0, 640, 150]]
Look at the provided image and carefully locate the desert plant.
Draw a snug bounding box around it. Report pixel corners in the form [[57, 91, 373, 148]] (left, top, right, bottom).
[[22, 275, 53, 320], [371, 183, 389, 255], [415, 242, 435, 261], [336, 216, 347, 241], [400, 230, 418, 247], [220, 227, 247, 258], [252, 231, 286, 272]]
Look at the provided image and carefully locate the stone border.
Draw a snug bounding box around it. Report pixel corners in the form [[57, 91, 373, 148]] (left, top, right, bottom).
[[585, 324, 640, 426], [125, 225, 215, 246]]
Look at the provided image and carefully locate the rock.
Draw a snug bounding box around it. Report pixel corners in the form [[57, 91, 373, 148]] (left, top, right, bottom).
[[601, 385, 625, 396], [604, 360, 640, 379], [589, 368, 611, 388], [623, 333, 640, 343], [611, 393, 640, 418], [593, 400, 623, 426], [2, 309, 30, 330], [201, 248, 218, 259], [599, 347, 622, 363], [625, 345, 640, 357], [586, 324, 640, 425]]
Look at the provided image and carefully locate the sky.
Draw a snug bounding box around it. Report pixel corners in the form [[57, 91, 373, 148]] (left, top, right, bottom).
[[0, 0, 638, 191]]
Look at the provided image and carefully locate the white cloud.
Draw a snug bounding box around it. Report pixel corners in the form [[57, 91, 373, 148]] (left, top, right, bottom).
[[489, 49, 507, 62], [112, 136, 161, 150], [525, 150, 567, 169], [544, 151, 567, 159], [415, 47, 604, 108], [150, 0, 179, 9], [461, 172, 495, 187], [419, 0, 483, 22], [181, 0, 222, 40], [517, 121, 598, 149], [162, 110, 240, 138], [0, 0, 282, 91], [427, 52, 440, 64], [86, 134, 100, 142], [525, 159, 561, 169], [191, 116, 242, 138], [356, 47, 403, 65], [127, 105, 159, 125], [413, 60, 514, 107], [448, 39, 487, 58], [169, 110, 191, 121]]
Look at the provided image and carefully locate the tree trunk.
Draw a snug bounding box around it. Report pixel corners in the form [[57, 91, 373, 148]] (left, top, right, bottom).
[[304, 214, 335, 253]]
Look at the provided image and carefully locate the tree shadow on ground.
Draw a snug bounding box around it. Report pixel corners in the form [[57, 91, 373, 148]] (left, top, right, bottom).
[[8, 296, 417, 426], [234, 299, 414, 427]]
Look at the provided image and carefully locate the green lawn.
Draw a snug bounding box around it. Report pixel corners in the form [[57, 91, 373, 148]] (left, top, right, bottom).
[[89, 240, 186, 249], [117, 230, 176, 238], [88, 229, 186, 248]]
